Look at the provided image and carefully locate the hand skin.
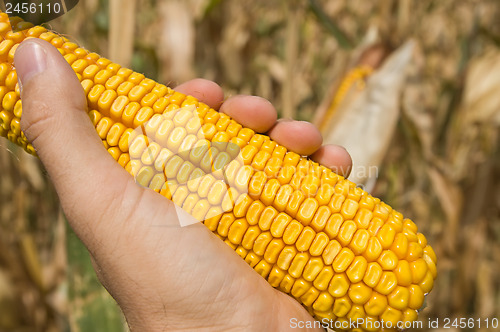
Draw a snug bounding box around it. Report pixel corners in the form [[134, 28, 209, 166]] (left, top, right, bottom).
[[14, 39, 352, 332]]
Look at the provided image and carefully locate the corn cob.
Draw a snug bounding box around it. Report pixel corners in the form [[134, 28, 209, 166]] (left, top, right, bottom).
[[0, 13, 436, 331]]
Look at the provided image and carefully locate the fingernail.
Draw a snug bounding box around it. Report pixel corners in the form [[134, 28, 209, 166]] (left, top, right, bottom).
[[15, 41, 47, 89]]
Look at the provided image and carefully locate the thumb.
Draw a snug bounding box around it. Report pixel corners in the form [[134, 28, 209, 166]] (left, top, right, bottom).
[[14, 39, 141, 248]]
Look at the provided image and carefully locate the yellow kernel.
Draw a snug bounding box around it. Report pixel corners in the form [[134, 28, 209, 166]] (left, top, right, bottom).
[[288, 253, 309, 278], [364, 292, 387, 316], [346, 256, 368, 283], [233, 194, 253, 218], [105, 75, 125, 90], [241, 226, 261, 250], [322, 240, 342, 265], [106, 123, 127, 147], [313, 291, 334, 312], [349, 229, 370, 255], [258, 206, 278, 231], [234, 165, 254, 194], [403, 219, 418, 233], [117, 67, 133, 79], [394, 260, 412, 286], [388, 286, 410, 310], [301, 287, 320, 307], [377, 250, 399, 270], [348, 282, 372, 305], [368, 217, 384, 236], [217, 214, 236, 237], [133, 106, 154, 127], [197, 174, 216, 197], [260, 179, 280, 206], [363, 262, 383, 288], [374, 272, 398, 295], [309, 232, 329, 256], [296, 226, 316, 252], [98, 90, 118, 116], [332, 296, 351, 317], [228, 218, 249, 245], [273, 184, 293, 212], [121, 102, 141, 128], [329, 193, 345, 213], [373, 202, 392, 221], [279, 274, 296, 293], [354, 208, 372, 229], [390, 233, 409, 259], [253, 231, 273, 256], [71, 59, 88, 74], [328, 273, 350, 297], [332, 248, 355, 273], [277, 245, 298, 270], [423, 253, 437, 279], [244, 252, 261, 268], [264, 239, 285, 264], [128, 72, 145, 85], [377, 224, 396, 249], [206, 180, 227, 205], [186, 168, 204, 192], [313, 266, 334, 291], [136, 166, 155, 187], [118, 128, 137, 153], [410, 258, 428, 283], [164, 155, 184, 180], [408, 284, 425, 309], [424, 245, 437, 264], [5, 70, 17, 90], [191, 199, 211, 221], [176, 161, 196, 184], [285, 190, 305, 219], [94, 69, 114, 85], [95, 117, 114, 139], [246, 200, 265, 225], [363, 237, 383, 262], [270, 213, 292, 238], [2, 91, 17, 112], [117, 81, 135, 96], [296, 198, 319, 226], [303, 257, 324, 282], [380, 306, 402, 326], [291, 278, 312, 298], [268, 266, 286, 288], [283, 220, 304, 244], [337, 220, 357, 247], [88, 84, 106, 109], [248, 171, 267, 200], [149, 173, 166, 192], [403, 308, 419, 323], [406, 242, 423, 261]]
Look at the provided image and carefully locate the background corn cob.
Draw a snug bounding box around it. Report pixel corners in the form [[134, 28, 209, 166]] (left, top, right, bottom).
[[0, 13, 436, 330]]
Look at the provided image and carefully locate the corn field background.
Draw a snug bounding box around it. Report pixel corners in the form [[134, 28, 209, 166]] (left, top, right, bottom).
[[0, 0, 499, 331]]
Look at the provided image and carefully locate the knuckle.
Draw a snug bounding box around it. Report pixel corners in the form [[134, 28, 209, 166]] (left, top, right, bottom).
[[20, 99, 54, 143]]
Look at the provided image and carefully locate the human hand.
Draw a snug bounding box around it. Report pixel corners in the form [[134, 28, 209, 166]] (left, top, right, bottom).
[[15, 39, 351, 331]]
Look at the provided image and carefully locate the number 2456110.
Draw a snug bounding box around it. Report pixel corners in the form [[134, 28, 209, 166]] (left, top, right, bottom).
[[443, 318, 498, 329], [6, 2, 62, 15]]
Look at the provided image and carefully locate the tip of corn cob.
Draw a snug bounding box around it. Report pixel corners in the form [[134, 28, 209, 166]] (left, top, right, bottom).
[[0, 12, 437, 331]]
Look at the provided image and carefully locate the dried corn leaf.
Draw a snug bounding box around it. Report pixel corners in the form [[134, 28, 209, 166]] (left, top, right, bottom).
[[323, 40, 415, 188]]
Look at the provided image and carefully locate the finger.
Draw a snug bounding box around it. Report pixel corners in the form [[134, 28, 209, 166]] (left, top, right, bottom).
[[267, 119, 323, 156], [15, 39, 143, 248], [174, 78, 225, 110], [310, 145, 353, 177], [219, 95, 277, 133]]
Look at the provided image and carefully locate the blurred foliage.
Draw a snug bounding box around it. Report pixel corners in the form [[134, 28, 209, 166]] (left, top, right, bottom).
[[0, 0, 499, 331]]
